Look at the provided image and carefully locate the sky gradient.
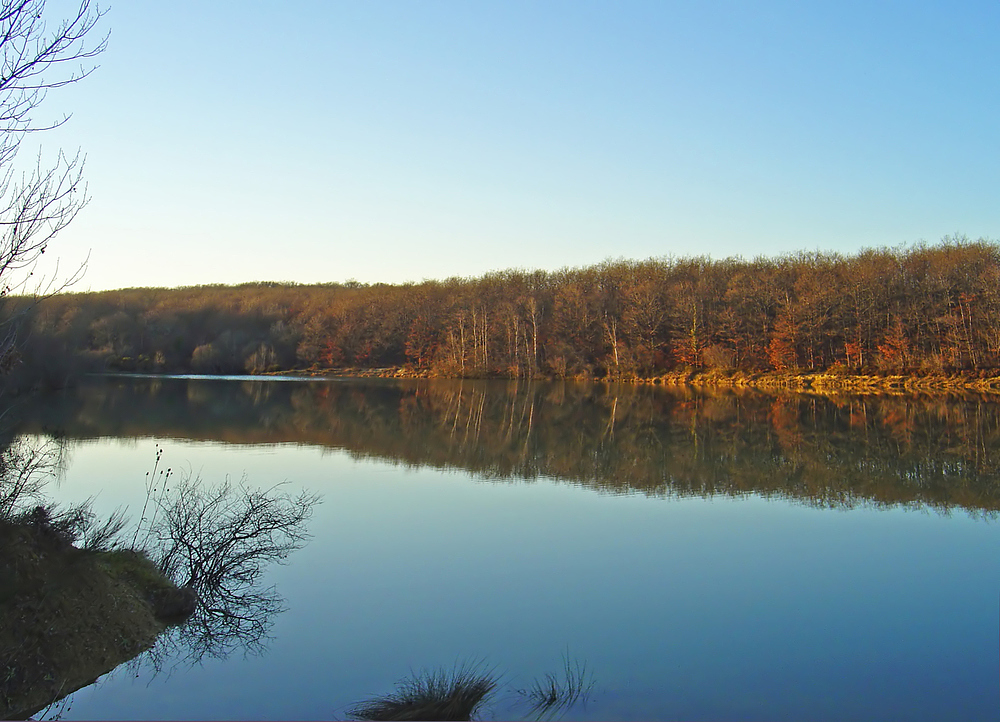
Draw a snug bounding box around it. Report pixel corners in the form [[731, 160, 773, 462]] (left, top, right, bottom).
[[26, 0, 1000, 291]]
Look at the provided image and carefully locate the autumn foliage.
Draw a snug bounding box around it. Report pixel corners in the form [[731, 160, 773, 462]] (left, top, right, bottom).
[[9, 237, 1000, 385]]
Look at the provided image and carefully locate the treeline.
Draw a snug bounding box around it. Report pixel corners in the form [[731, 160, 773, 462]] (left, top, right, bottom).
[[10, 237, 1000, 385]]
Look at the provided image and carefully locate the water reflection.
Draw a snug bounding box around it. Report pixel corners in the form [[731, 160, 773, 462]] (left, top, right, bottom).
[[344, 655, 594, 721], [345, 662, 499, 722], [0, 430, 320, 718], [143, 472, 320, 666], [14, 382, 996, 722], [18, 377, 1000, 515]]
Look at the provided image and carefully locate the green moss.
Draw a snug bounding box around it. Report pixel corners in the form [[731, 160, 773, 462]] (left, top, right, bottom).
[[96, 548, 174, 596]]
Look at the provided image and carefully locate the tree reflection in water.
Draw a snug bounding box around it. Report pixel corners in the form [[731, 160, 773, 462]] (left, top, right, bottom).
[[0, 433, 321, 714], [138, 471, 321, 668], [24, 377, 1000, 514]]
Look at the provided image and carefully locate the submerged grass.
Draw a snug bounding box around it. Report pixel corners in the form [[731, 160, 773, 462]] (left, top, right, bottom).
[[517, 653, 595, 720], [344, 653, 596, 722], [346, 662, 500, 721]]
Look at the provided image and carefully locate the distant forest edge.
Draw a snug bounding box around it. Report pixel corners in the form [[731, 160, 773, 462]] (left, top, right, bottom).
[[10, 237, 1000, 390]]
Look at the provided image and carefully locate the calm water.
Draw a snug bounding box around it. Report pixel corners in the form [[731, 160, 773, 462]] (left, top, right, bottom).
[[13, 377, 1000, 721]]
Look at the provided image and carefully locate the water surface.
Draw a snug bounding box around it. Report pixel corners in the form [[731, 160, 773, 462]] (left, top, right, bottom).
[[14, 377, 999, 721]]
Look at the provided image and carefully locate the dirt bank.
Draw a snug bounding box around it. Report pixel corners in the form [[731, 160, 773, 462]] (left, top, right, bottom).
[[0, 514, 194, 719]]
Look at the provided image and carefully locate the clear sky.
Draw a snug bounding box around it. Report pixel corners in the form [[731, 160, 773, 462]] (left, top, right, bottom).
[[26, 0, 1000, 291]]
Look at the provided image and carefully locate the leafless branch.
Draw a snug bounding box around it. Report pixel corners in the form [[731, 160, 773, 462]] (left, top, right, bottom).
[[0, 150, 87, 287], [146, 473, 321, 662], [0, 433, 64, 517], [0, 0, 106, 379]]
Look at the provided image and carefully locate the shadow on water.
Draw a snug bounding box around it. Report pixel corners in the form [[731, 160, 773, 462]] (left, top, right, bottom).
[[16, 376, 1000, 514], [0, 432, 320, 719]]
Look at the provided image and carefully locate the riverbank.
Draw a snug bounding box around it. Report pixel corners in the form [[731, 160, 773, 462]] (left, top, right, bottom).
[[262, 366, 1000, 395], [0, 512, 195, 719], [646, 369, 1000, 395]]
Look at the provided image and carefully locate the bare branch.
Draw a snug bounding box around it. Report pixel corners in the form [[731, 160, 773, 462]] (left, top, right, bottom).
[[0, 433, 64, 517], [0, 150, 88, 280], [145, 473, 321, 662], [0, 1, 106, 382]]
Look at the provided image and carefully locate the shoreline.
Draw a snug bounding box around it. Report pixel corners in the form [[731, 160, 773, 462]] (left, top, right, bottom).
[[254, 367, 1000, 396], [0, 518, 194, 719]]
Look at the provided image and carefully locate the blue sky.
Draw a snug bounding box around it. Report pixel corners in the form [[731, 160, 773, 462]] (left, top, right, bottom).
[[29, 0, 1000, 290]]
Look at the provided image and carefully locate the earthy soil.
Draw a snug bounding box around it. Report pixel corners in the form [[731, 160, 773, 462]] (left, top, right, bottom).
[[0, 517, 192, 719]]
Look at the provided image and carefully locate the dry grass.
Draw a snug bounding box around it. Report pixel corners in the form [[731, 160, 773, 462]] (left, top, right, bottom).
[[0, 517, 170, 720], [345, 654, 599, 722], [346, 662, 500, 721], [516, 653, 595, 720]]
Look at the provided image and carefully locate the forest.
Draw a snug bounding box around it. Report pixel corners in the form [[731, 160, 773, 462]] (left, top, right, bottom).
[[7, 237, 1000, 388]]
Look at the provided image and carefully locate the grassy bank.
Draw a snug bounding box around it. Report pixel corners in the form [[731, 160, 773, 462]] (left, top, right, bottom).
[[0, 512, 194, 719]]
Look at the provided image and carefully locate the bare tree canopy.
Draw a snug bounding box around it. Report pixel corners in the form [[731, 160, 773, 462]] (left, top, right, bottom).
[[144, 473, 321, 662], [0, 0, 106, 373], [0, 433, 63, 516]]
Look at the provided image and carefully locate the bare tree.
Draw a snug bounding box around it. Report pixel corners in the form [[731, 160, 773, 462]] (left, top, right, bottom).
[[0, 432, 64, 517], [0, 0, 107, 372], [146, 473, 320, 662]]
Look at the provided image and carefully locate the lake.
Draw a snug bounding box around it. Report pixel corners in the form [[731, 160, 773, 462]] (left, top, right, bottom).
[[10, 376, 1000, 720]]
